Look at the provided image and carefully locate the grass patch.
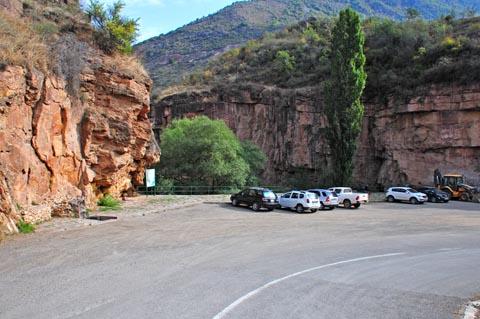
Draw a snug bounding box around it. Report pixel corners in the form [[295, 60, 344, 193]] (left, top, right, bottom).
[[17, 221, 36, 234], [0, 10, 50, 71], [97, 194, 121, 211]]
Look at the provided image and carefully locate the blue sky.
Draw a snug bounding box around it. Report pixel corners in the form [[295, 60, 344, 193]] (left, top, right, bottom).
[[92, 0, 246, 43]]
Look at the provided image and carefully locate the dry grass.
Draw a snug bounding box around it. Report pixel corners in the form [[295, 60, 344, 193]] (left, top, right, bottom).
[[0, 11, 50, 71], [103, 53, 149, 81], [156, 85, 213, 100]]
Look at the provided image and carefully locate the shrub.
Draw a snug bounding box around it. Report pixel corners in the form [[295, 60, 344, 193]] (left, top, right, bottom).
[[17, 221, 36, 234], [97, 194, 121, 210]]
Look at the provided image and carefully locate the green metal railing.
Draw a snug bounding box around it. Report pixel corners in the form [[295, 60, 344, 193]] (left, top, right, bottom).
[[136, 185, 288, 196]]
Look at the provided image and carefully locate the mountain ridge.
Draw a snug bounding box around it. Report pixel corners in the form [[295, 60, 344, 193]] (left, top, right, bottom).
[[134, 0, 478, 92]]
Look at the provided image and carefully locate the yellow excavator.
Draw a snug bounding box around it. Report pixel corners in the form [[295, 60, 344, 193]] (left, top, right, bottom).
[[434, 169, 478, 201]]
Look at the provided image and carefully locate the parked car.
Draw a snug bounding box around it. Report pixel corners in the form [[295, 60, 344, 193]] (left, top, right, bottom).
[[328, 187, 369, 208], [307, 189, 338, 210], [278, 190, 320, 213], [385, 187, 427, 204], [230, 187, 279, 211], [416, 186, 449, 203]]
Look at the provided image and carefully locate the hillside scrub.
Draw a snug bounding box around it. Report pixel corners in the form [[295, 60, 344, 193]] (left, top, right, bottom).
[[136, 0, 479, 90], [184, 15, 480, 102], [0, 10, 50, 70]]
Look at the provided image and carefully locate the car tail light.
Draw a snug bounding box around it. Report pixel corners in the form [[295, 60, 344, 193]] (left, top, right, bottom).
[[307, 198, 310, 203], [326, 197, 330, 202], [356, 196, 359, 201]]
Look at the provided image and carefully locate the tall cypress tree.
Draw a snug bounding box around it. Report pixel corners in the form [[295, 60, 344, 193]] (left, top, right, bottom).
[[324, 8, 367, 185]]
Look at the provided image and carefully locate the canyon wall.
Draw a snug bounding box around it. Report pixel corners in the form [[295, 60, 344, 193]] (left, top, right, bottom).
[[0, 52, 159, 235], [153, 83, 480, 189]]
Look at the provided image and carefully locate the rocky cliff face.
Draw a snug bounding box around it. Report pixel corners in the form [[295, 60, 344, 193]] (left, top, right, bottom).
[[0, 53, 159, 235], [153, 83, 480, 189]]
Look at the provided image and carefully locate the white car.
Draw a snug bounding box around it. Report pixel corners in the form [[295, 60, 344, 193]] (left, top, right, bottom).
[[385, 187, 428, 204], [278, 190, 320, 213]]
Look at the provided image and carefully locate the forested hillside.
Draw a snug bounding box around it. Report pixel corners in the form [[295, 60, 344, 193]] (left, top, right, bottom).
[[134, 0, 477, 92], [181, 15, 480, 103]]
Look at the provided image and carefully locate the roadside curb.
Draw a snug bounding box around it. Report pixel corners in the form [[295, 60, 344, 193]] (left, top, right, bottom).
[[464, 301, 480, 319]]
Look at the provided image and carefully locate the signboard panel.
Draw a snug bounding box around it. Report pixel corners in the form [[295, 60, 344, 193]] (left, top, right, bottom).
[[146, 169, 156, 188]]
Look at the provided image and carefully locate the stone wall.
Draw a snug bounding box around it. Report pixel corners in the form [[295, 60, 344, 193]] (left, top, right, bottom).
[[153, 83, 480, 189]]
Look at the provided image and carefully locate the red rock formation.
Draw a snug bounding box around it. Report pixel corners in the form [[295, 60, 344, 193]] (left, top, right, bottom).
[[153, 83, 480, 189], [0, 54, 159, 234]]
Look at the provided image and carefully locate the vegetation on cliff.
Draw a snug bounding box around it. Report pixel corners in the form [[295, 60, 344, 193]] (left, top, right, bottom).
[[0, 0, 145, 77], [324, 8, 366, 186], [180, 14, 480, 103], [85, 0, 139, 55], [158, 116, 266, 188], [135, 0, 477, 92]]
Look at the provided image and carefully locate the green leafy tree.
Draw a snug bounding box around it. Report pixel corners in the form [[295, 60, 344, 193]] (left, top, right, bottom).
[[274, 50, 296, 73], [324, 8, 367, 185], [159, 116, 251, 187], [86, 0, 138, 55], [406, 8, 420, 19], [240, 140, 267, 185]]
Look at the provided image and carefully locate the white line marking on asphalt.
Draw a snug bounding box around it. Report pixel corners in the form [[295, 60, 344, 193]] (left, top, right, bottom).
[[212, 252, 406, 319]]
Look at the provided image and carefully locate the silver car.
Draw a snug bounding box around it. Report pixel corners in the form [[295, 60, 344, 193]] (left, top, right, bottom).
[[307, 189, 338, 210]]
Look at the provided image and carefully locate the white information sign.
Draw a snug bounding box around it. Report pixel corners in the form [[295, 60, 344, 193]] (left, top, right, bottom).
[[146, 169, 156, 187]]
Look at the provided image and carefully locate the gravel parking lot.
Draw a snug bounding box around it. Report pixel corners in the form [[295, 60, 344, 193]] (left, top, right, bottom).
[[1, 196, 479, 319]]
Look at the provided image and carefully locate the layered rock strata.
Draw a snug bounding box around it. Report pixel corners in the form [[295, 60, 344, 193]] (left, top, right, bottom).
[[153, 83, 480, 189], [1, 54, 159, 234]]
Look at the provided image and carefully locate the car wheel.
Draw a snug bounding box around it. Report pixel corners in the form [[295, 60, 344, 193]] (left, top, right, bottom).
[[431, 196, 437, 203], [343, 199, 351, 208], [387, 195, 395, 203], [460, 193, 469, 201], [232, 198, 239, 206], [409, 197, 418, 204], [296, 204, 304, 213], [353, 203, 361, 208], [443, 189, 453, 200], [319, 202, 325, 210], [252, 202, 260, 211]]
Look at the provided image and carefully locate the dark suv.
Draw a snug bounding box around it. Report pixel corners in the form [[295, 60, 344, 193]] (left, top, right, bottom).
[[230, 187, 279, 211]]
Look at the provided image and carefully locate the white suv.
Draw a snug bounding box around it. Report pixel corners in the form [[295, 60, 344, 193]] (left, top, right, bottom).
[[385, 187, 427, 204], [278, 190, 320, 213]]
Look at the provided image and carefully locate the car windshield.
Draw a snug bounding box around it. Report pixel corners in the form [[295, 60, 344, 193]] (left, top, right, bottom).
[[262, 191, 276, 199]]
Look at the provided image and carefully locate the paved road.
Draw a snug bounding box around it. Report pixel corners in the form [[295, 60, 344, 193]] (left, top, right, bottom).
[[1, 200, 479, 319]]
